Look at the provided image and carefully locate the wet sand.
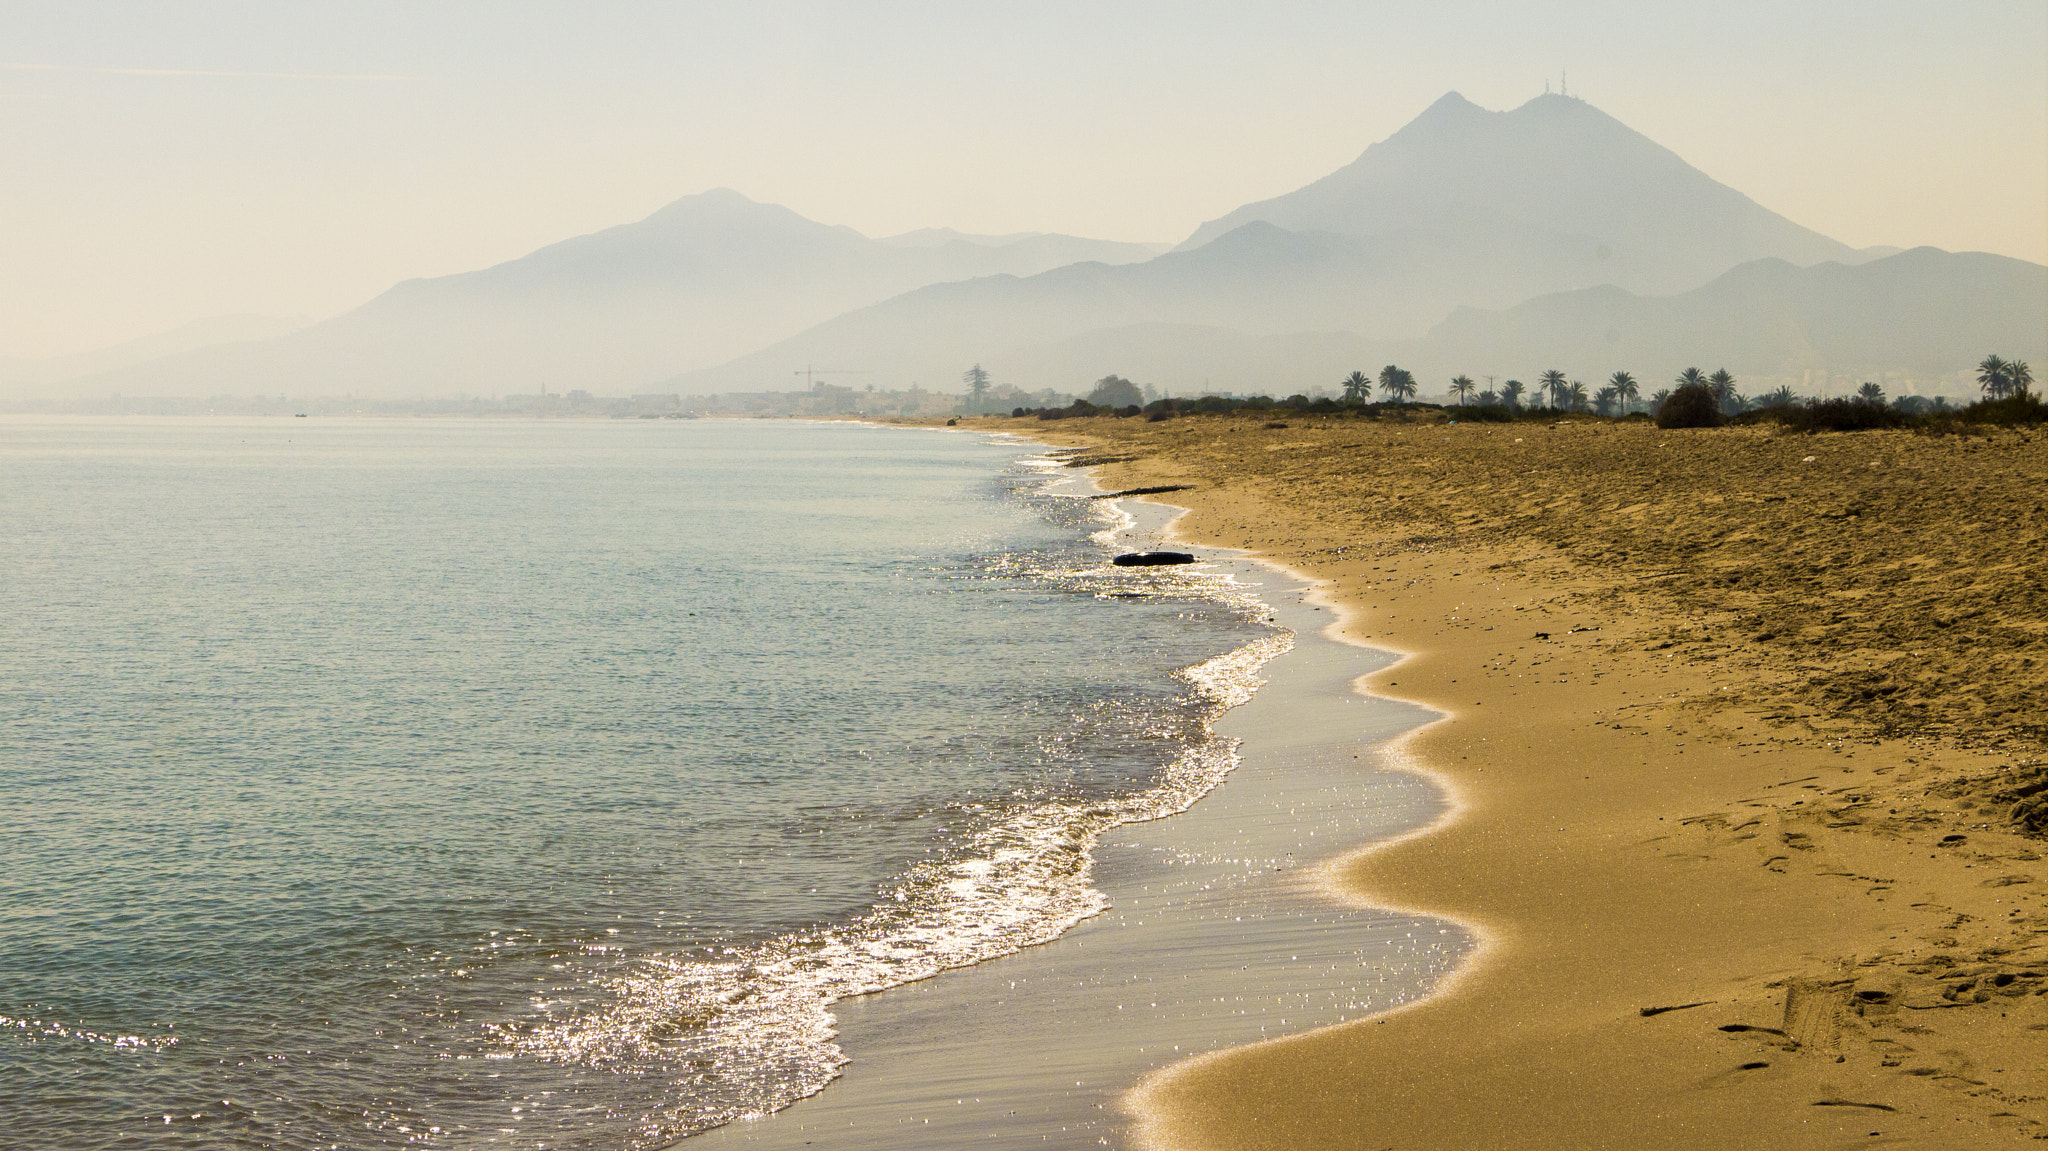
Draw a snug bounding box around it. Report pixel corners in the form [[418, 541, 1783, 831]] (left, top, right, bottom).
[[970, 415, 2048, 1149], [692, 500, 1464, 1146]]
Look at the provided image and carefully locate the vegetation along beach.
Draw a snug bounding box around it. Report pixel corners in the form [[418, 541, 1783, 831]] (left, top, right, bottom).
[[946, 380, 2048, 1148]]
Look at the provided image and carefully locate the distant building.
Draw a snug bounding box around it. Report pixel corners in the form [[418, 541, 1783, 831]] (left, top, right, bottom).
[[629, 393, 682, 415]]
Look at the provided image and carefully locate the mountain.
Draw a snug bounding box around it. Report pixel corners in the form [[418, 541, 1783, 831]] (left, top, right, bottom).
[[60, 190, 1165, 398], [672, 215, 1625, 392], [1389, 246, 2048, 389], [677, 92, 1908, 395], [0, 314, 310, 391], [1180, 91, 1867, 295], [684, 248, 2044, 400]]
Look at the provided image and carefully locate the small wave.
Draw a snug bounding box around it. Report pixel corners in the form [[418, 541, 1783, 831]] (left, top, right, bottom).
[[492, 630, 1294, 1144]]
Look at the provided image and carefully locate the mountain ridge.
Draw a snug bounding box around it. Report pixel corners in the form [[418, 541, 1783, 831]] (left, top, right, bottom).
[[47, 190, 1164, 398], [676, 90, 1922, 396], [931, 247, 2048, 400], [673, 246, 2045, 399]]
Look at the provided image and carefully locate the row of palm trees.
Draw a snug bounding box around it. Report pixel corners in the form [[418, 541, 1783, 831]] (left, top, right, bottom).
[[1338, 357, 2032, 415], [1339, 365, 1668, 414]]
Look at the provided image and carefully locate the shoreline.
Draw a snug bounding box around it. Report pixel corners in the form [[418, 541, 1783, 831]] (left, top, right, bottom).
[[1116, 500, 1504, 1148], [691, 457, 1466, 1147], [977, 414, 2048, 1148]]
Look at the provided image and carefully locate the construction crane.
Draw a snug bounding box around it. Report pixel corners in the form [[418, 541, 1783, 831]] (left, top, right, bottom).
[[795, 365, 872, 390]]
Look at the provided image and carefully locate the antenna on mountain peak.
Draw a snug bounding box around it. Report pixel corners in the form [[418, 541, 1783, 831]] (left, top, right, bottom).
[[1561, 71, 1567, 96]]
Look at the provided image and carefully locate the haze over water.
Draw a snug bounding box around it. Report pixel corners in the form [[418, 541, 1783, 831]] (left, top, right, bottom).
[[0, 417, 1275, 1148]]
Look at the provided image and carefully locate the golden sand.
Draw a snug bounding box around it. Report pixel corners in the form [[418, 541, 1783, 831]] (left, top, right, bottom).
[[969, 412, 2048, 1148]]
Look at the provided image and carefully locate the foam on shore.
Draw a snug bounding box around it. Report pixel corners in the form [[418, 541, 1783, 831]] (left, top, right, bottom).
[[687, 494, 1468, 1147]]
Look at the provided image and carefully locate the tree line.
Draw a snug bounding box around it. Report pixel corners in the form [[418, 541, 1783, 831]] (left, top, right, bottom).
[[991, 355, 2037, 428], [1332, 355, 2034, 422]]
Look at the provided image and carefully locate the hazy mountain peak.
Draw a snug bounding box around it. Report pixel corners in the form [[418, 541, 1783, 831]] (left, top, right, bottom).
[[638, 187, 863, 240], [678, 185, 751, 204], [1177, 91, 1854, 294], [1514, 90, 1596, 114], [1415, 89, 1484, 120]]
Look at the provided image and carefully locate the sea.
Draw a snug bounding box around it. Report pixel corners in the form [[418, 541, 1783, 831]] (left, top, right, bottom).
[[0, 416, 1293, 1149]]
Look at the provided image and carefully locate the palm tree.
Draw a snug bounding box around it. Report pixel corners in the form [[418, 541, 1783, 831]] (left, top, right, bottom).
[[1650, 387, 1671, 411], [1378, 365, 1418, 402], [1978, 355, 2011, 399], [1758, 385, 1797, 407], [2014, 359, 2036, 397], [1341, 370, 1372, 403], [1857, 381, 1885, 404], [1501, 379, 1526, 410], [1594, 385, 1619, 416], [1539, 369, 1568, 409], [1609, 371, 1639, 413], [1448, 375, 1476, 406], [1478, 389, 1499, 407], [1708, 369, 1738, 414], [1677, 367, 1708, 390], [1567, 380, 1590, 411]]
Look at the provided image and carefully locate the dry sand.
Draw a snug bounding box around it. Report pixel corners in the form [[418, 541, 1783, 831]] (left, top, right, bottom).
[[958, 412, 2048, 1149]]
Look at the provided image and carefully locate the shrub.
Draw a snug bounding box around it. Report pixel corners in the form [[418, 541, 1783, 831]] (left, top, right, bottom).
[[1759, 398, 1907, 433], [1963, 394, 2048, 426], [1654, 383, 1725, 428], [1456, 404, 1515, 423], [1085, 376, 1143, 408]]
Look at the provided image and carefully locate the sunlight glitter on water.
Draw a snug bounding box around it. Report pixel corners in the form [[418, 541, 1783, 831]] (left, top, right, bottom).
[[497, 627, 1295, 1145]]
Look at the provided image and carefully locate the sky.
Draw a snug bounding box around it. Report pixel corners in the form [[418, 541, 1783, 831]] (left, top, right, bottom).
[[3, 0, 2044, 359]]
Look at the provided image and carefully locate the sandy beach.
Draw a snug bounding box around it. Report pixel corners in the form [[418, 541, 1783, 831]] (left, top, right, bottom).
[[965, 412, 2048, 1148]]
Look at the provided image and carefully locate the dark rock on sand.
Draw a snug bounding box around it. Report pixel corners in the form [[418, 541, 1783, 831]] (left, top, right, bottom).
[[1113, 551, 1196, 567]]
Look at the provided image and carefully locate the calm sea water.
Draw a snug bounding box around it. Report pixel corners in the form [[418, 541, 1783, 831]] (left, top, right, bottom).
[[0, 417, 1276, 1149]]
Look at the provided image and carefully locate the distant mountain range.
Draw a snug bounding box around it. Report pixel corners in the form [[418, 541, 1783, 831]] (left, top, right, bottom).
[[45, 192, 1163, 398], [1401, 246, 2046, 386], [673, 92, 1938, 396], [0, 313, 309, 390], [964, 247, 2047, 398], [25, 92, 2043, 402]]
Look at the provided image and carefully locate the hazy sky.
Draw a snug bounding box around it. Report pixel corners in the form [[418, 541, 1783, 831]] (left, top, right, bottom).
[[4, 1, 2044, 358]]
